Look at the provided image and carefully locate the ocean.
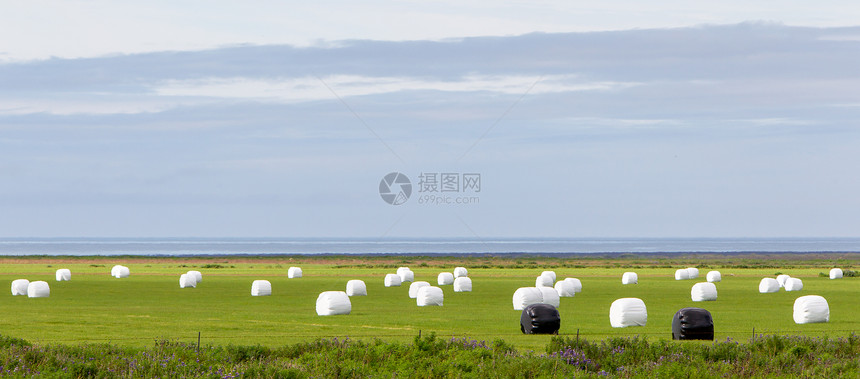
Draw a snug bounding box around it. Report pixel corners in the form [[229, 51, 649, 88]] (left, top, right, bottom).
[[0, 237, 859, 256]]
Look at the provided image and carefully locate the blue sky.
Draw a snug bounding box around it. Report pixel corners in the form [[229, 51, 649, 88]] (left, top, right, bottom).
[[1, 2, 859, 238]]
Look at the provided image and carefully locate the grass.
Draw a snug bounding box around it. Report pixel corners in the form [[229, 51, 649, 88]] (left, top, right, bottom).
[[1, 254, 858, 352]]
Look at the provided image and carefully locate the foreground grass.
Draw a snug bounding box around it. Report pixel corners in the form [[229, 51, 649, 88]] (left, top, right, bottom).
[[1, 332, 858, 378]]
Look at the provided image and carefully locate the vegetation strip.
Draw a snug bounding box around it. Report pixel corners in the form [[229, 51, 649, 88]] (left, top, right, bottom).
[[1, 333, 858, 378]]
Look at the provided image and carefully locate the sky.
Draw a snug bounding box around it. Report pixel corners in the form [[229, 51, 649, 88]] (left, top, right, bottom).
[[1, 1, 860, 238]]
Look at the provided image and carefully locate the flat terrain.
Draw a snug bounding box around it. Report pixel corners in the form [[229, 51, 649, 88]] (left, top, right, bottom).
[[1, 254, 858, 351]]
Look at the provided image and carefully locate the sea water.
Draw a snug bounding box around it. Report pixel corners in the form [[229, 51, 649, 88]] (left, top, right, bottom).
[[0, 237, 859, 255]]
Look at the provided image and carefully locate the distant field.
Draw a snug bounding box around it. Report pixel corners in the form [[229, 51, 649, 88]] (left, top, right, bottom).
[[1, 254, 858, 351]]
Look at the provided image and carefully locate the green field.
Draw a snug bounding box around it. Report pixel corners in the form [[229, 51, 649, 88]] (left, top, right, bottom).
[[2, 255, 858, 352]]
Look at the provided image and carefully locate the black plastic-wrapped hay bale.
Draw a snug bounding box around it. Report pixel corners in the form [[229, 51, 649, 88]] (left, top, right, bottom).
[[671, 307, 714, 340], [520, 303, 560, 334]]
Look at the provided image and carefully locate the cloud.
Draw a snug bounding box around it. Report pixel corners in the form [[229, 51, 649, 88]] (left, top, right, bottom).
[[152, 74, 638, 102], [2, 24, 860, 237]]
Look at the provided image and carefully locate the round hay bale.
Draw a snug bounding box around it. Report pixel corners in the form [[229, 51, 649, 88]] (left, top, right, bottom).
[[621, 272, 638, 285], [288, 267, 303, 278], [830, 268, 843, 279], [675, 269, 690, 280], [437, 272, 454, 285], [179, 274, 197, 288], [759, 278, 779, 293], [610, 298, 647, 327], [453, 267, 468, 278], [793, 295, 829, 324], [11, 279, 29, 296], [27, 281, 50, 298], [453, 276, 472, 292], [251, 280, 272, 296], [384, 273, 402, 287], [316, 291, 351, 315], [776, 274, 791, 288], [691, 282, 717, 302], [112, 265, 130, 278], [512, 287, 543, 310], [55, 269, 71, 282], [346, 280, 367, 296], [416, 286, 444, 306], [706, 271, 721, 283]]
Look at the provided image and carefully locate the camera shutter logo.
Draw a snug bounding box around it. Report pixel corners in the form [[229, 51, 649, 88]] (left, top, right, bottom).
[[379, 172, 412, 205]]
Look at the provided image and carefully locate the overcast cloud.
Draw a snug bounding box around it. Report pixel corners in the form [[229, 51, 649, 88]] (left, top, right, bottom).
[[1, 13, 859, 238]]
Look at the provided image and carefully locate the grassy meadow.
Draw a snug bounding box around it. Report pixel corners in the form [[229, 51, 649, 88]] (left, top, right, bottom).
[[1, 254, 858, 352]]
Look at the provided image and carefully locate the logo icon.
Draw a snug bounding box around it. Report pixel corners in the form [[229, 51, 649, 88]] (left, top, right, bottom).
[[379, 172, 412, 205]]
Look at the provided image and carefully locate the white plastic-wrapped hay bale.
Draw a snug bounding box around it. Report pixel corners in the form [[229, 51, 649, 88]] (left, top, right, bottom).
[[759, 278, 779, 293], [564, 278, 582, 293], [512, 287, 543, 310], [55, 269, 71, 281], [554, 280, 575, 297], [187, 270, 202, 283], [453, 277, 472, 292], [793, 295, 829, 324], [538, 286, 560, 307], [398, 269, 414, 283], [384, 273, 402, 287], [111, 265, 130, 278], [346, 280, 367, 296], [776, 274, 791, 288], [409, 281, 431, 298], [27, 281, 50, 298], [437, 272, 454, 285], [706, 271, 721, 283], [535, 274, 554, 287], [179, 274, 197, 288], [288, 267, 303, 278], [784, 278, 803, 292], [396, 267, 411, 275], [541, 271, 557, 282], [11, 279, 29, 296], [316, 291, 351, 315], [686, 268, 699, 279], [691, 282, 717, 301], [609, 298, 647, 327], [453, 267, 468, 278], [830, 268, 843, 279], [621, 272, 638, 285], [675, 269, 690, 280], [416, 286, 444, 306], [251, 280, 272, 296]]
